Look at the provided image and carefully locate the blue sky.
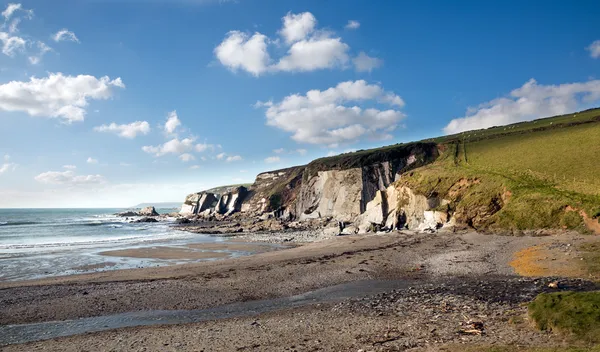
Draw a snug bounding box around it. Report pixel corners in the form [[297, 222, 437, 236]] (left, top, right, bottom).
[[0, 0, 599, 207]]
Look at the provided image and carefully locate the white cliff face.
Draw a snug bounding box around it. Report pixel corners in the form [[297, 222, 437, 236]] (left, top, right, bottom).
[[295, 168, 363, 222], [179, 187, 247, 217]]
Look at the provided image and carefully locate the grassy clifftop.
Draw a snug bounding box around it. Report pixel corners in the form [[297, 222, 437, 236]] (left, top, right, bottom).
[[397, 108, 600, 232]]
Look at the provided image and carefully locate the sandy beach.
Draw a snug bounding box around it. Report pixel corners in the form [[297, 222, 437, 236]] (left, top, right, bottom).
[[1, 230, 598, 351]]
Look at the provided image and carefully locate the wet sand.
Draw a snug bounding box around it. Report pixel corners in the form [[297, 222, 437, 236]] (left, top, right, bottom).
[[99, 246, 231, 260]]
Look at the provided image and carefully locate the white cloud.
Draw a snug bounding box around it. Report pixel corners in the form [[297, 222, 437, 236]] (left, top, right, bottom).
[[264, 156, 281, 163], [2, 3, 31, 21], [215, 11, 375, 76], [119, 162, 131, 167], [444, 78, 600, 134], [86, 157, 98, 164], [353, 51, 382, 72], [195, 143, 216, 152], [164, 110, 181, 134], [189, 165, 201, 170], [587, 40, 600, 59], [0, 73, 124, 123], [179, 153, 195, 162], [345, 20, 360, 30], [63, 165, 76, 170], [34, 170, 105, 185], [0, 162, 16, 174], [52, 29, 79, 43], [216, 152, 226, 160], [27, 41, 52, 65], [226, 155, 242, 162], [273, 148, 285, 154], [214, 31, 270, 76], [0, 31, 25, 56], [296, 148, 307, 155], [142, 137, 196, 157], [240, 169, 248, 173], [2, 3, 21, 20], [257, 80, 406, 145], [279, 12, 316, 44], [94, 121, 150, 139], [274, 35, 349, 72]]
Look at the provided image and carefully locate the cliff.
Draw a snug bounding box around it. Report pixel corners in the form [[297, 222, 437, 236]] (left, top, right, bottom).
[[180, 108, 600, 234]]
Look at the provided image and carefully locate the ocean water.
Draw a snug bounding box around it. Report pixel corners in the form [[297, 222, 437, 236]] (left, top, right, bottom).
[[0, 208, 230, 281]]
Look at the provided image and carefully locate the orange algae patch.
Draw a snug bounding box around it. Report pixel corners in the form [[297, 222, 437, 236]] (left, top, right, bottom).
[[510, 244, 586, 278]]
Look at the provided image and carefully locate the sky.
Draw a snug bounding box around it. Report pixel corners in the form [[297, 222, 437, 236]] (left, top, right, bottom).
[[0, 0, 599, 208]]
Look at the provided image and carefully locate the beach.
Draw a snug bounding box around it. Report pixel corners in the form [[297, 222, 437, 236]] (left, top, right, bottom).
[[2, 229, 598, 351]]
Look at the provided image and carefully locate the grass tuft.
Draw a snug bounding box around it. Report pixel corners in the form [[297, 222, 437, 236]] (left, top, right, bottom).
[[528, 291, 600, 343]]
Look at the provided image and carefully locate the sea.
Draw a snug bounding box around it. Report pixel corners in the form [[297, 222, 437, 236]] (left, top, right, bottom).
[[0, 208, 235, 281]]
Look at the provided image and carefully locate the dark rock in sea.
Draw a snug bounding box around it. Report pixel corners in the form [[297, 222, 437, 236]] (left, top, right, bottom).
[[139, 206, 159, 216], [176, 218, 192, 224], [115, 211, 139, 217], [132, 217, 159, 223]]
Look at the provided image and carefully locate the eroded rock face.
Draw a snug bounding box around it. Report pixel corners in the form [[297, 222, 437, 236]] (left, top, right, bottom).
[[180, 187, 248, 217], [395, 186, 452, 231], [295, 168, 363, 222]]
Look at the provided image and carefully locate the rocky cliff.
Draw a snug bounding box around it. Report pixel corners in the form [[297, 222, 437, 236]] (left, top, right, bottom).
[[180, 142, 452, 232]]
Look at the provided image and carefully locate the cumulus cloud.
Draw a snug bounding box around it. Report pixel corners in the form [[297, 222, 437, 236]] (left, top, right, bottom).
[[353, 51, 383, 72], [216, 152, 226, 160], [142, 137, 196, 157], [296, 148, 307, 155], [63, 165, 76, 169], [345, 20, 360, 30], [273, 148, 285, 154], [94, 121, 150, 139], [179, 153, 195, 162], [0, 31, 25, 56], [214, 31, 270, 76], [0, 73, 125, 123], [86, 157, 98, 164], [257, 80, 406, 145], [443, 78, 600, 134], [274, 35, 349, 72], [215, 12, 378, 76], [264, 156, 281, 163], [226, 155, 242, 162], [164, 110, 181, 134], [587, 40, 600, 59], [279, 12, 316, 44], [195, 143, 216, 152], [34, 170, 105, 185], [52, 29, 79, 43]]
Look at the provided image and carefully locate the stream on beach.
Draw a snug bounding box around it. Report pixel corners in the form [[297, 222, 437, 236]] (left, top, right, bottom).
[[0, 208, 275, 281]]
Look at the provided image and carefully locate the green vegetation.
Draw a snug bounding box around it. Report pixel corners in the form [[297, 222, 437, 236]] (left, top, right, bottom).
[[304, 142, 438, 179], [528, 291, 600, 343], [203, 183, 252, 195], [395, 111, 600, 232]]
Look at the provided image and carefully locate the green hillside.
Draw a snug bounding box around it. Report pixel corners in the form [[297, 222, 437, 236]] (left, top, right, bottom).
[[396, 108, 600, 232]]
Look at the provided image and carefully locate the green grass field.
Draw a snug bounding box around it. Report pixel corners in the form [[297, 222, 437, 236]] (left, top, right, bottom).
[[393, 108, 600, 232]]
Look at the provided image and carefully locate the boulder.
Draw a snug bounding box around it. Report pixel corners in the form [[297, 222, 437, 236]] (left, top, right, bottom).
[[139, 206, 159, 216], [115, 211, 138, 217], [356, 190, 387, 233], [132, 217, 158, 223]]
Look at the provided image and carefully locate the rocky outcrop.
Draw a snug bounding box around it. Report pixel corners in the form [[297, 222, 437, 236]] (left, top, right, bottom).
[[139, 206, 159, 216], [180, 186, 248, 217]]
